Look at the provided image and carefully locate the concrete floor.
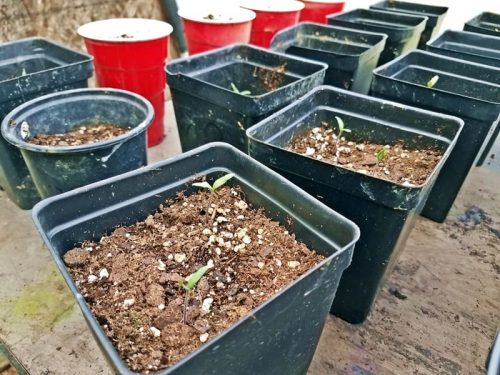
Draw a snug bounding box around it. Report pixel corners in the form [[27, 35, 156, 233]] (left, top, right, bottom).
[[0, 101, 498, 374]]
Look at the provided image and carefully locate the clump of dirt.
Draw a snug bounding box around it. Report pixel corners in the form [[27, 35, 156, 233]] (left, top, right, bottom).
[[253, 63, 287, 92], [28, 123, 128, 146], [447, 206, 500, 238], [64, 185, 325, 373], [287, 122, 443, 186]]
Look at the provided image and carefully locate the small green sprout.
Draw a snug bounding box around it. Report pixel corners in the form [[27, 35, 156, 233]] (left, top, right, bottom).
[[230, 82, 251, 96], [193, 173, 234, 193], [426, 75, 439, 88], [335, 116, 351, 139], [181, 261, 213, 323], [376, 147, 389, 162], [182, 263, 212, 291]]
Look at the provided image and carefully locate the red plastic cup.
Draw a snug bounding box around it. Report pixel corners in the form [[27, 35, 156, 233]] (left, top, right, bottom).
[[298, 0, 345, 23], [78, 18, 173, 147], [178, 6, 256, 55], [240, 0, 305, 48]]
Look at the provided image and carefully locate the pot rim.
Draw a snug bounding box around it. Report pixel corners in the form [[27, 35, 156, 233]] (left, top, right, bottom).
[[239, 0, 304, 13], [178, 6, 256, 24], [1, 88, 154, 154]]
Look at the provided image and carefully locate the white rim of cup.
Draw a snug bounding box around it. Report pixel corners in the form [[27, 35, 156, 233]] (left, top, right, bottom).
[[239, 0, 305, 13], [178, 6, 256, 24], [78, 18, 173, 43], [300, 0, 344, 4]]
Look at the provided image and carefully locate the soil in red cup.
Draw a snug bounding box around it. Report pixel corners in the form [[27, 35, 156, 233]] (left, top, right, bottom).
[[240, 0, 304, 48], [178, 6, 256, 55], [78, 18, 172, 147], [299, 0, 345, 23]]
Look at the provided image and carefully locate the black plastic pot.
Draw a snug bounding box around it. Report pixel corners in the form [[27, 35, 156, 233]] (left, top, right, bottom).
[[326, 8, 427, 65], [370, 0, 448, 49], [372, 51, 500, 222], [427, 30, 500, 68], [0, 37, 92, 209], [32, 142, 360, 374], [165, 43, 327, 152], [270, 22, 386, 94], [246, 86, 462, 324], [1, 88, 153, 199], [464, 12, 500, 38]]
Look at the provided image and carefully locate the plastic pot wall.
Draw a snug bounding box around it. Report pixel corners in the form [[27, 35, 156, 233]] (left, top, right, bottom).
[[1, 89, 153, 199], [370, 0, 448, 49], [246, 86, 462, 323], [0, 37, 93, 209], [327, 9, 427, 65], [32, 142, 360, 374], [464, 12, 500, 38], [372, 51, 500, 223], [271, 22, 387, 94], [166, 43, 327, 152]]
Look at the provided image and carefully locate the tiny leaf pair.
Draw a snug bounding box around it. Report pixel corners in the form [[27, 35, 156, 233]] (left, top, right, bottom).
[[193, 173, 234, 193], [183, 261, 213, 291], [336, 116, 351, 139], [230, 82, 252, 96]]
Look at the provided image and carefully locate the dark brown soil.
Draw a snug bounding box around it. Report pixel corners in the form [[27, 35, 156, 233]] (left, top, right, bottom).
[[28, 123, 128, 146], [63, 185, 324, 373], [288, 123, 443, 186], [253, 63, 287, 92]]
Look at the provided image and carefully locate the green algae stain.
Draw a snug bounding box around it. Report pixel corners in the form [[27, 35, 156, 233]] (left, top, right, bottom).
[[8, 269, 75, 330]]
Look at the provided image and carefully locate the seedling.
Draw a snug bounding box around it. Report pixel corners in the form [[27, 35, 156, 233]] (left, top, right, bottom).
[[193, 173, 234, 194], [335, 116, 351, 139], [376, 147, 388, 162], [181, 262, 213, 323], [230, 82, 251, 96], [426, 75, 439, 88]]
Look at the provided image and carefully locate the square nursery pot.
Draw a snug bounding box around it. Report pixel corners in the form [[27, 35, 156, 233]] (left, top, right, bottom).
[[427, 30, 500, 69], [1, 88, 153, 199], [246, 86, 462, 323], [270, 22, 387, 94], [327, 8, 427, 65], [165, 43, 327, 152], [370, 0, 448, 49], [0, 37, 92, 209], [31, 142, 360, 374], [464, 12, 500, 38], [372, 50, 500, 222]]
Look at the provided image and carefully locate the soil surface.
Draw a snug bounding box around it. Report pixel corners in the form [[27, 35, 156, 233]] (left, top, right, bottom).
[[288, 123, 443, 186], [28, 123, 128, 146], [63, 185, 324, 373], [253, 63, 287, 92]]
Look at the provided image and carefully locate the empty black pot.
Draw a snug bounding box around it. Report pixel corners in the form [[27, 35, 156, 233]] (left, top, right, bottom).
[[370, 0, 448, 49], [464, 12, 500, 38], [327, 8, 427, 65], [166, 43, 327, 152], [32, 142, 360, 374], [270, 22, 386, 94], [0, 37, 92, 209], [372, 51, 500, 222], [247, 86, 462, 323], [1, 88, 153, 199]]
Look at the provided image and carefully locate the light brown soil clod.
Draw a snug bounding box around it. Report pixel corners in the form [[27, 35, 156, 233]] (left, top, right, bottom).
[[28, 123, 128, 146]]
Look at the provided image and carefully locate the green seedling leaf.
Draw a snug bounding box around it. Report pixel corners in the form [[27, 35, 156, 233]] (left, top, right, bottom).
[[230, 82, 239, 93], [192, 181, 213, 191], [212, 173, 234, 191], [240, 90, 252, 96], [335, 116, 351, 139], [183, 263, 212, 291], [426, 75, 439, 88], [376, 148, 388, 162]]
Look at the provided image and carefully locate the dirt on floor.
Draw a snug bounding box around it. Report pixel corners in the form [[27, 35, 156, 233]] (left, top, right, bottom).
[[64, 184, 324, 373], [28, 124, 128, 146], [288, 122, 443, 186]]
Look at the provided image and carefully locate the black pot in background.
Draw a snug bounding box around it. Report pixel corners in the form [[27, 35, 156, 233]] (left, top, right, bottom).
[[370, 0, 448, 49], [0, 37, 92, 209], [327, 8, 427, 65], [427, 30, 500, 69], [372, 51, 500, 223], [1, 88, 153, 199], [247, 86, 463, 323], [166, 44, 327, 152], [32, 143, 360, 374], [270, 22, 386, 94], [464, 12, 500, 38]]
